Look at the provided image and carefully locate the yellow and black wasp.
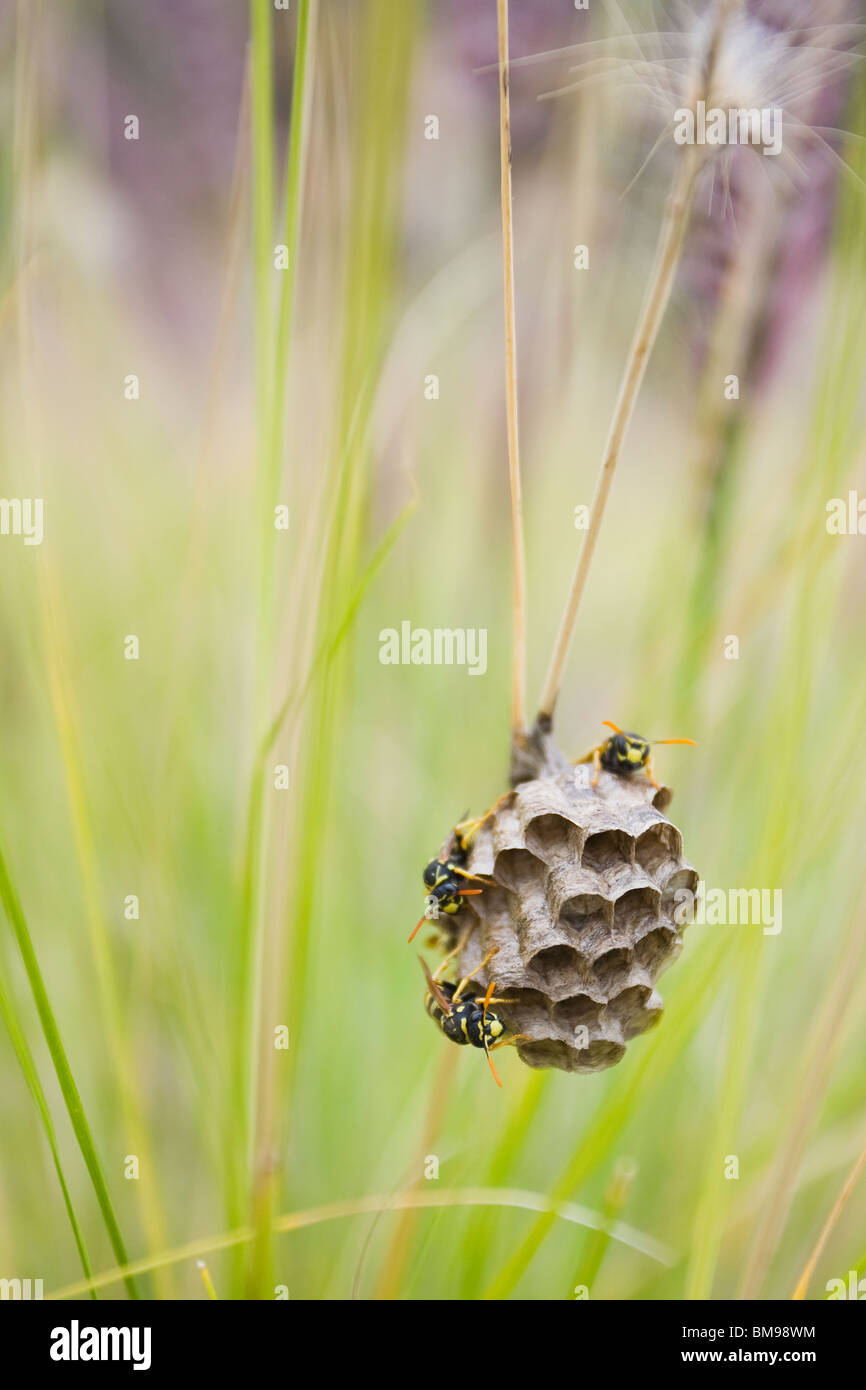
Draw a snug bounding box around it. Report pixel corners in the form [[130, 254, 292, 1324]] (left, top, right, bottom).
[[407, 820, 492, 943], [419, 941, 525, 1087], [577, 721, 695, 790]]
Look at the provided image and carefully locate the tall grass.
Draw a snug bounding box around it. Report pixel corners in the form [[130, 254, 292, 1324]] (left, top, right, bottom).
[[0, 958, 95, 1296], [1, 1, 865, 1303], [0, 838, 136, 1297]]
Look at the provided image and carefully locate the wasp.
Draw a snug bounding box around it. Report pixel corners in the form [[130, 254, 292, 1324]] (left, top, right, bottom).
[[577, 721, 696, 789], [407, 820, 492, 944], [419, 941, 525, 1087]]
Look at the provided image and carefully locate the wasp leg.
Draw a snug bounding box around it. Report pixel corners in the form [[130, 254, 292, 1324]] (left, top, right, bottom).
[[450, 866, 491, 885], [644, 754, 661, 790], [590, 747, 602, 788], [489, 1033, 531, 1052], [455, 813, 489, 849], [455, 817, 480, 846], [456, 790, 512, 848], [452, 946, 500, 1004], [430, 928, 472, 983]]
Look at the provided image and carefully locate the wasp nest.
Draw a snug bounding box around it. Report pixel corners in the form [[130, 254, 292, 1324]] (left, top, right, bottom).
[[451, 726, 697, 1074]]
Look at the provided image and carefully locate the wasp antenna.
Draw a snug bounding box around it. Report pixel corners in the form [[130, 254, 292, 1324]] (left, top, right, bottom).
[[407, 915, 426, 944], [652, 737, 697, 747], [485, 1045, 503, 1088], [602, 720, 624, 734], [479, 978, 496, 1022]]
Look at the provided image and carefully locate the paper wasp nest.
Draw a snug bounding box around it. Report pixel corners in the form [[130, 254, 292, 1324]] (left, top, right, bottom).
[[451, 728, 698, 1074]]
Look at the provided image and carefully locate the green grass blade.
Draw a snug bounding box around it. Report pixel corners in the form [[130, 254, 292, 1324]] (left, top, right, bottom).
[[46, 1185, 676, 1301], [483, 934, 730, 1299], [269, 0, 318, 473], [0, 964, 96, 1296], [0, 835, 139, 1299]]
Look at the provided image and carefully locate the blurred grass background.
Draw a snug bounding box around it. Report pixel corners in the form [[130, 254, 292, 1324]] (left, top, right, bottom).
[[0, 0, 865, 1300]]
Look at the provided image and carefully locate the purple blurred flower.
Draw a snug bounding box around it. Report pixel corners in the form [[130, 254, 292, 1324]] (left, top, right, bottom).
[[684, 0, 861, 386]]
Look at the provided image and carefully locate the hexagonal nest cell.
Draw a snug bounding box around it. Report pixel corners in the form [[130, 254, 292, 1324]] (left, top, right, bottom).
[[444, 734, 698, 1075]]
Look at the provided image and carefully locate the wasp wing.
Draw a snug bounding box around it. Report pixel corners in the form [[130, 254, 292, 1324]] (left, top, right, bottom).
[[418, 955, 453, 1017]]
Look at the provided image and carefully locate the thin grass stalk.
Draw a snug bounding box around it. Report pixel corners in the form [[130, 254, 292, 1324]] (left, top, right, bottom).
[[269, 0, 319, 477], [34, 592, 170, 1290], [371, 1044, 459, 1300], [737, 119, 866, 1297], [197, 1259, 220, 1300], [792, 1130, 866, 1300], [739, 889, 866, 1298], [47, 1184, 675, 1301], [483, 928, 732, 1299], [244, 0, 320, 1298], [687, 604, 828, 1296], [685, 573, 845, 1297], [497, 0, 528, 739], [536, 0, 744, 726], [97, 58, 255, 1281], [574, 1158, 637, 1298], [457, 1069, 549, 1298], [253, 494, 417, 786], [689, 469, 866, 1299], [231, 0, 287, 1296], [154, 59, 252, 785], [673, 173, 776, 727], [0, 964, 96, 1295], [250, 0, 276, 447], [12, 0, 168, 1290], [236, 3, 278, 1218], [536, 141, 701, 723], [683, 942, 762, 1298], [0, 836, 138, 1298], [268, 0, 419, 1300]]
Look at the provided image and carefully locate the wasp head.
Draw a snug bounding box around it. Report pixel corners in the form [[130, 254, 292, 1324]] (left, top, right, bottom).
[[423, 857, 444, 890], [601, 728, 650, 773]]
